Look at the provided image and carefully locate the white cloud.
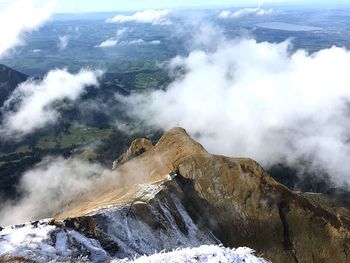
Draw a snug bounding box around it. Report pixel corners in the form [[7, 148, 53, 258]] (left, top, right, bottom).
[[97, 36, 160, 48], [96, 27, 160, 48], [124, 38, 350, 186], [117, 27, 128, 36], [219, 8, 273, 18], [0, 153, 155, 226], [125, 39, 146, 45], [106, 9, 172, 25], [0, 157, 107, 226], [150, 40, 161, 45], [96, 27, 129, 48], [97, 24, 160, 48], [96, 39, 118, 48], [0, 0, 56, 57], [58, 35, 70, 50], [120, 39, 161, 46], [218, 0, 283, 18], [189, 22, 225, 51], [218, 10, 232, 18], [1, 68, 103, 138]]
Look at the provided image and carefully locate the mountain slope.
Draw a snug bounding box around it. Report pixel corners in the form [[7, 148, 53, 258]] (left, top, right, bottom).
[[1, 127, 350, 262], [57, 128, 350, 262], [0, 64, 27, 107]]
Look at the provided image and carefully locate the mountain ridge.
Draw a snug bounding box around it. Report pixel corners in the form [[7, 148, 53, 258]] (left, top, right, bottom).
[[54, 127, 350, 262], [1, 127, 350, 262]]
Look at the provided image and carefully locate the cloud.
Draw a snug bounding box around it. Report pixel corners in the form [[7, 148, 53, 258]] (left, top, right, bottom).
[[106, 9, 172, 25], [120, 39, 161, 46], [96, 27, 160, 48], [97, 38, 161, 48], [219, 0, 285, 18], [96, 39, 118, 48], [0, 157, 108, 226], [0, 0, 56, 57], [58, 35, 70, 50], [218, 0, 283, 18], [117, 27, 128, 36], [0, 153, 157, 226], [219, 8, 273, 18], [149, 40, 161, 45], [0, 68, 103, 139], [123, 37, 350, 187], [96, 27, 129, 48], [188, 22, 225, 51]]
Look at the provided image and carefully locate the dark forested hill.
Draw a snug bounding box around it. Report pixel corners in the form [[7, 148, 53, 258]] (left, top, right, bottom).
[[0, 64, 27, 107]]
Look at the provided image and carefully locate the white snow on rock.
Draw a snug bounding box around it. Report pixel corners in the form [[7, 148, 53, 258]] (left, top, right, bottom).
[[113, 245, 269, 263], [0, 220, 269, 262], [0, 220, 109, 262], [0, 179, 269, 262]]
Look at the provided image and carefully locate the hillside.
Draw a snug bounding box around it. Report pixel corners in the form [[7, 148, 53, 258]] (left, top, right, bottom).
[[1, 128, 349, 262], [0, 64, 28, 108]]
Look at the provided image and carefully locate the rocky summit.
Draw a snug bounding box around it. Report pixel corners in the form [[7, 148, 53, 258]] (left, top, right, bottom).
[[1, 127, 350, 262]]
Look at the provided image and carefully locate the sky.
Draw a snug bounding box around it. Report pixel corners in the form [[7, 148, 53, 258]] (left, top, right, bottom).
[[0, 0, 349, 14], [59, 1, 278, 13], [54, 0, 350, 13], [54, 0, 260, 12]]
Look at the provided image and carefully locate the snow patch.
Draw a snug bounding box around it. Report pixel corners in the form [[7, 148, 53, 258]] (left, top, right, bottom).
[[134, 183, 164, 201], [0, 220, 109, 262], [113, 245, 269, 263]]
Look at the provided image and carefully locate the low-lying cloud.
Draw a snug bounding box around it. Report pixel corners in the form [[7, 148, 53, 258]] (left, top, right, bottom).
[[0, 157, 107, 226], [0, 153, 157, 226], [58, 35, 70, 50], [96, 27, 160, 48], [1, 68, 103, 139], [106, 9, 172, 25], [0, 0, 56, 57], [96, 27, 130, 48], [219, 8, 273, 18], [124, 38, 350, 186], [219, 0, 283, 19], [97, 39, 119, 48], [120, 39, 161, 46]]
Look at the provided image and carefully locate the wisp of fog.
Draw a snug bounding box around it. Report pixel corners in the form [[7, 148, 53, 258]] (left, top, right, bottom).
[[0, 157, 109, 226]]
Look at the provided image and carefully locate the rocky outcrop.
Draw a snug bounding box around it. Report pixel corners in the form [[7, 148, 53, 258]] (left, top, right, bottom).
[[1, 127, 350, 262], [112, 138, 153, 169], [61, 180, 217, 258]]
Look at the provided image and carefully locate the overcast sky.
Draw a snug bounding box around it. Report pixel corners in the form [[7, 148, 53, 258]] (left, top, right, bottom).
[[0, 0, 349, 13]]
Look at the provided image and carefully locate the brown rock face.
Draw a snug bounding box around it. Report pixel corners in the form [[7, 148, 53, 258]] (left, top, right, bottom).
[[112, 138, 153, 168], [57, 127, 350, 262]]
